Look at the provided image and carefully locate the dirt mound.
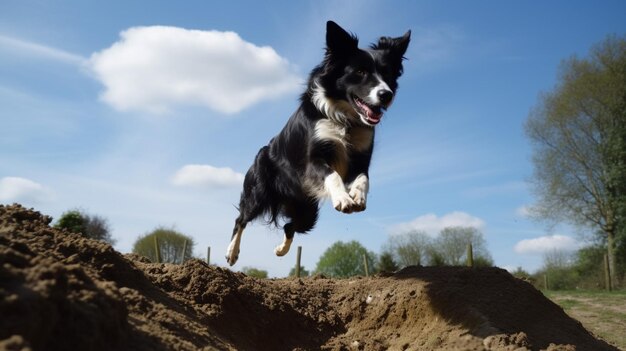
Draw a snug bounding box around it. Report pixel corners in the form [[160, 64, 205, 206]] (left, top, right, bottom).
[[0, 204, 618, 351]]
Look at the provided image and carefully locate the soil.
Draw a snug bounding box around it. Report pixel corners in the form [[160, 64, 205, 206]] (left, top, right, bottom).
[[0, 204, 619, 351]]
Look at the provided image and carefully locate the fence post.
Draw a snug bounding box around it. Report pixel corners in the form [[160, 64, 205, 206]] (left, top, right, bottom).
[[604, 254, 612, 292], [544, 274, 549, 291], [181, 240, 188, 264], [154, 236, 161, 263], [207, 246, 211, 265], [466, 242, 474, 267], [363, 253, 370, 277], [296, 246, 302, 278]]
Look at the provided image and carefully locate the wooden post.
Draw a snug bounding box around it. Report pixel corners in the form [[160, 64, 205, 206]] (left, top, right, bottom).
[[363, 253, 370, 277], [466, 242, 474, 267], [295, 246, 302, 278], [544, 274, 549, 291], [181, 240, 188, 264], [604, 254, 612, 292], [154, 236, 161, 263], [207, 246, 211, 265]]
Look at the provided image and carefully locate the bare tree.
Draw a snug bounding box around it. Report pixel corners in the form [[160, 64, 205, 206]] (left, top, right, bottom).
[[385, 230, 431, 267], [132, 226, 194, 264], [434, 226, 492, 266]]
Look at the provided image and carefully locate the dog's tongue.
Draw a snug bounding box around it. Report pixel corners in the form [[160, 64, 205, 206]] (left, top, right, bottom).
[[356, 99, 383, 124], [366, 108, 383, 124]]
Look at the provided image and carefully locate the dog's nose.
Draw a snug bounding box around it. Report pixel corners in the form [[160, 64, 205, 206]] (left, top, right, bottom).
[[378, 90, 393, 105]]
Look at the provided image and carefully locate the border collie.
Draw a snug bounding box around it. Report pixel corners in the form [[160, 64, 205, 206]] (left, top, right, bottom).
[[226, 21, 410, 265]]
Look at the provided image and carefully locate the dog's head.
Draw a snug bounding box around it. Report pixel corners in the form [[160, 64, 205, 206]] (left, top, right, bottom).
[[312, 21, 411, 127]]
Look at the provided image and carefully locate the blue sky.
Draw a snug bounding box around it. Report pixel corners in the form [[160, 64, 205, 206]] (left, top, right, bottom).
[[1, 1, 625, 277]]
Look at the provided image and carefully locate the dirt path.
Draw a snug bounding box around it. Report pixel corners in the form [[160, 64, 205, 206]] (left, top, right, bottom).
[[0, 204, 619, 351], [548, 292, 626, 350]]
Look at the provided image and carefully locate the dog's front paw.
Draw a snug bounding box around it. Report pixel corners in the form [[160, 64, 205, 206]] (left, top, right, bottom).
[[349, 188, 367, 212], [332, 192, 356, 213]]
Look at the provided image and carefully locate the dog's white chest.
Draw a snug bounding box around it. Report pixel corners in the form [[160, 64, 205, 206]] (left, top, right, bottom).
[[313, 119, 373, 178], [314, 119, 348, 147], [313, 119, 373, 151]]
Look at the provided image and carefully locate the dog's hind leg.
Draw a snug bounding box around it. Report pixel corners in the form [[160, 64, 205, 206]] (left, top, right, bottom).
[[275, 200, 319, 257], [226, 165, 268, 266], [274, 222, 294, 257], [226, 217, 246, 266]]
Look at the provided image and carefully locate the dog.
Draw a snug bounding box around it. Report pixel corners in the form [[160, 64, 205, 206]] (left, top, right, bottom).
[[226, 21, 410, 266]]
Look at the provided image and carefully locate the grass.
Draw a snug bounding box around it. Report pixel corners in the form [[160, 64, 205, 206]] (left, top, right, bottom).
[[544, 290, 626, 350]]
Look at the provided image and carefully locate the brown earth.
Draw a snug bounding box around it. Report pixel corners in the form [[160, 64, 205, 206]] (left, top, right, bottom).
[[0, 204, 619, 351]]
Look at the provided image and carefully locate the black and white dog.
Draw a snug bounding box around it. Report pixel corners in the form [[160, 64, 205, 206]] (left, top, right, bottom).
[[226, 21, 410, 265]]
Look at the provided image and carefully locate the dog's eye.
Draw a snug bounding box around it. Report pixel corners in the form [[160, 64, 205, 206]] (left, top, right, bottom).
[[355, 69, 367, 76]]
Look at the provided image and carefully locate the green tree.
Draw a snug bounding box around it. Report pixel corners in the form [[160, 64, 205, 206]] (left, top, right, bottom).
[[472, 256, 495, 268], [315, 240, 377, 278], [432, 227, 493, 266], [288, 266, 310, 277], [384, 230, 431, 267], [510, 267, 532, 280], [55, 209, 116, 245], [132, 226, 194, 264], [427, 247, 447, 266], [525, 35, 626, 287], [377, 251, 399, 273], [241, 267, 268, 278], [55, 210, 84, 233], [536, 249, 579, 290], [573, 244, 606, 289]]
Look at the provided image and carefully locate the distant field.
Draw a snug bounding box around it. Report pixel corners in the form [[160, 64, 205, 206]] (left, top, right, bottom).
[[545, 290, 626, 350]]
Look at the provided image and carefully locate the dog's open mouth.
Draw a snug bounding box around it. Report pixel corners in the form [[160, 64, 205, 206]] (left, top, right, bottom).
[[352, 95, 384, 125]]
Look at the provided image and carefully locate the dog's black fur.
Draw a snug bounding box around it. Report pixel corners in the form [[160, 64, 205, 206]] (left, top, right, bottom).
[[226, 21, 410, 265]]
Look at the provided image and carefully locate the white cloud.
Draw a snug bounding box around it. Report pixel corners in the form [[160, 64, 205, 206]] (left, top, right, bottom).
[[389, 211, 485, 236], [514, 235, 580, 255], [88, 26, 302, 114], [0, 177, 51, 204], [172, 164, 244, 188], [0, 34, 85, 65]]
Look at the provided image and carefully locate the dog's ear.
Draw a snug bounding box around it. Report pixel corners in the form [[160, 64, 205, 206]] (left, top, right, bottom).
[[326, 21, 358, 57], [373, 30, 411, 59]]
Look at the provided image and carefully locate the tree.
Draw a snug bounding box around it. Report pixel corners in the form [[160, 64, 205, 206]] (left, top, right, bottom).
[[525, 35, 626, 287], [288, 266, 310, 277], [432, 226, 493, 266], [510, 267, 532, 280], [132, 226, 194, 264], [315, 240, 377, 278], [384, 230, 431, 267], [55, 210, 84, 233], [242, 267, 268, 278], [377, 251, 399, 273], [537, 249, 579, 290], [573, 244, 606, 289], [55, 209, 116, 245], [543, 249, 573, 270]]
